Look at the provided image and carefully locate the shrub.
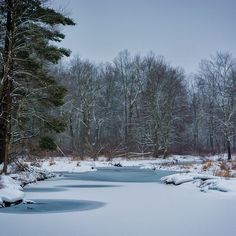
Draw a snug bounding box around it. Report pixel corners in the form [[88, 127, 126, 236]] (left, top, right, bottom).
[[39, 136, 57, 151], [215, 170, 233, 178], [219, 161, 230, 171]]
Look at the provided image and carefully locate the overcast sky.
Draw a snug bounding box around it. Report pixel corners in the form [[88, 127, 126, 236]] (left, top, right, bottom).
[[53, 0, 236, 74]]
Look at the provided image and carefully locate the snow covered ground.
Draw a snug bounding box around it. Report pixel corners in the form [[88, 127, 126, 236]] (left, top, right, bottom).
[[1, 171, 236, 236], [35, 154, 232, 176], [34, 155, 203, 173], [0, 176, 24, 207]]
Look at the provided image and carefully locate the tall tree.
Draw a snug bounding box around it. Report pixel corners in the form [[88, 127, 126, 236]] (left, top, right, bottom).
[[197, 52, 236, 160], [0, 0, 75, 172], [141, 55, 187, 157]]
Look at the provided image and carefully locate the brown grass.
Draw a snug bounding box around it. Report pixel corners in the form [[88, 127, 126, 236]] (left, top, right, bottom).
[[215, 170, 233, 178], [202, 161, 212, 170]]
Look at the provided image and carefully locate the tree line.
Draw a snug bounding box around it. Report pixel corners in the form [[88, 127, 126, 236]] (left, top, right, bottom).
[[1, 1, 236, 174], [55, 51, 236, 160]]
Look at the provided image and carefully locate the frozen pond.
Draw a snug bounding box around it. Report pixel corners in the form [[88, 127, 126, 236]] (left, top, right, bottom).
[[0, 167, 173, 214], [1, 167, 236, 236]]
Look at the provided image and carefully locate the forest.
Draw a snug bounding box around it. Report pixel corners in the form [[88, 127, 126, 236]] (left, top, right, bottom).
[[0, 0, 236, 174], [1, 1, 236, 236], [55, 51, 236, 161]]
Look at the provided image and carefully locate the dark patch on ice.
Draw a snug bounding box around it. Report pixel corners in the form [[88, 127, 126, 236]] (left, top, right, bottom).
[[58, 184, 121, 188], [1, 199, 23, 208], [24, 187, 67, 193], [0, 199, 105, 214]]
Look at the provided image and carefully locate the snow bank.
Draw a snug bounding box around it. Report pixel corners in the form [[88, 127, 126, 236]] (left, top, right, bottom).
[[161, 173, 214, 185], [138, 155, 204, 172], [10, 166, 55, 186], [0, 175, 24, 207], [40, 158, 97, 173], [199, 178, 236, 193], [0, 165, 55, 207], [118, 155, 203, 167], [37, 157, 170, 172], [161, 172, 236, 194], [205, 153, 228, 162]]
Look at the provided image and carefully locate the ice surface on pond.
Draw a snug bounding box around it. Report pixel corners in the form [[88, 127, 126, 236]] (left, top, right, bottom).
[[62, 167, 176, 182], [1, 167, 174, 214]]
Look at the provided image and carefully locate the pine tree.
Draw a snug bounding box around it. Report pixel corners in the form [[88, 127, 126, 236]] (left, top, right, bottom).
[[0, 0, 75, 173]]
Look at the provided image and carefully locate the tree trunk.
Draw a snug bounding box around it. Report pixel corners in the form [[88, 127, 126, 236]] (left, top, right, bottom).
[[153, 144, 159, 158], [69, 116, 75, 151], [0, 0, 14, 173], [0, 79, 12, 172], [163, 148, 168, 159], [227, 139, 231, 161], [124, 93, 128, 143], [127, 101, 133, 146], [153, 131, 159, 158], [209, 108, 215, 154]]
